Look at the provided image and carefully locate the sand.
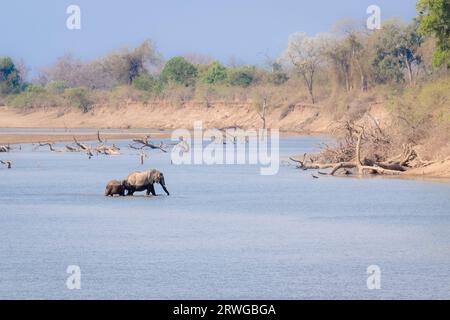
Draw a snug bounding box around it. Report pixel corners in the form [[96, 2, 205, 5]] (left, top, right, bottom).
[[0, 101, 333, 132], [0, 131, 170, 144]]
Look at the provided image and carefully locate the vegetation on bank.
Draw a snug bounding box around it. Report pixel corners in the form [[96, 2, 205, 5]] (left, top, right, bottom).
[[0, 1, 448, 137]]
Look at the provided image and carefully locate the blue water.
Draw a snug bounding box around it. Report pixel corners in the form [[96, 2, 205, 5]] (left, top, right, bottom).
[[1, 136, 450, 299]]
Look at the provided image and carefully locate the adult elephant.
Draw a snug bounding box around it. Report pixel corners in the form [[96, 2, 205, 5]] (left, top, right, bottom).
[[124, 169, 170, 196]]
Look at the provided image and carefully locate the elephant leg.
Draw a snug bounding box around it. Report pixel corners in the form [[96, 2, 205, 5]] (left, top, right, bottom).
[[148, 184, 156, 196]]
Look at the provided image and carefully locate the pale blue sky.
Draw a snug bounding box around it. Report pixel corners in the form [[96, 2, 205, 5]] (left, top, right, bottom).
[[0, 0, 417, 71]]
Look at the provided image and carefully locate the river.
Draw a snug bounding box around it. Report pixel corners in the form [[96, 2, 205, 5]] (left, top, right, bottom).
[[1, 136, 450, 299]]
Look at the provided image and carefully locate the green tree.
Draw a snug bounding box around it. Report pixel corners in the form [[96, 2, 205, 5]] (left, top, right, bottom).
[[0, 57, 21, 94], [160, 57, 198, 87], [370, 21, 423, 85], [227, 66, 256, 87], [417, 0, 450, 68], [202, 61, 228, 84]]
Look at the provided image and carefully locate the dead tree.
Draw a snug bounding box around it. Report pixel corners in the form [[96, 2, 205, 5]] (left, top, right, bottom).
[[0, 145, 11, 152], [36, 142, 66, 153], [290, 121, 427, 177], [95, 144, 120, 155], [256, 97, 268, 129], [97, 130, 104, 143], [139, 149, 148, 165], [73, 138, 94, 158], [130, 136, 167, 153]]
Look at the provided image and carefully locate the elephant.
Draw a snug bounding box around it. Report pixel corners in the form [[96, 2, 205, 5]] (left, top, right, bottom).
[[105, 180, 127, 196], [123, 169, 169, 196]]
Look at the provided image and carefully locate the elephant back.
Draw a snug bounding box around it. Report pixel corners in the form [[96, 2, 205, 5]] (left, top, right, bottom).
[[127, 171, 150, 187]]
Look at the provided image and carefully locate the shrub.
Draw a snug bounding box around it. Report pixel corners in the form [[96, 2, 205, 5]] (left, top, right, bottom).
[[202, 61, 228, 84], [64, 87, 93, 112], [227, 66, 256, 87], [132, 73, 164, 94], [7, 85, 62, 109], [46, 80, 68, 94], [160, 56, 198, 87], [266, 71, 289, 85]]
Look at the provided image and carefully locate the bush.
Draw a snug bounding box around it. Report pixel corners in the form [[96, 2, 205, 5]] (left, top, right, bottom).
[[266, 71, 289, 85], [46, 80, 68, 94], [7, 85, 62, 109], [388, 76, 450, 141], [132, 73, 164, 94], [160, 56, 198, 87], [202, 61, 228, 84], [64, 87, 93, 113], [227, 66, 256, 87]]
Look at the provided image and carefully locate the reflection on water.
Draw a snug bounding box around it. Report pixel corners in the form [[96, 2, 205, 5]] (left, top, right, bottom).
[[0, 136, 450, 299]]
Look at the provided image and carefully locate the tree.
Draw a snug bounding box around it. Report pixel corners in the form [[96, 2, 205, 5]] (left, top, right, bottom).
[[0, 57, 21, 94], [104, 40, 161, 85], [397, 22, 424, 85], [160, 56, 198, 87], [42, 54, 115, 90], [370, 21, 423, 85], [202, 61, 228, 84], [348, 32, 369, 91], [283, 32, 326, 103], [264, 56, 289, 85], [417, 0, 450, 68], [324, 37, 353, 91]]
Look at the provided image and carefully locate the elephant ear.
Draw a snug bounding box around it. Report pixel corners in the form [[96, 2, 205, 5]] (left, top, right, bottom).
[[150, 170, 162, 183], [147, 170, 156, 183]]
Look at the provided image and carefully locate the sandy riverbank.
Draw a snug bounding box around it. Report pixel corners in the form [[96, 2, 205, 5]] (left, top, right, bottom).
[[0, 102, 335, 132], [0, 131, 170, 144]]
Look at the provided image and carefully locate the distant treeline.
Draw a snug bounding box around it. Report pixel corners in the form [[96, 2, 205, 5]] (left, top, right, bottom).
[[0, 0, 448, 112]]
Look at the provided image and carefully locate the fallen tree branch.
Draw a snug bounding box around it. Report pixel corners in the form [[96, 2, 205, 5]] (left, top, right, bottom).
[[290, 123, 413, 177], [0, 160, 12, 169], [36, 142, 66, 153], [0, 145, 11, 152], [130, 136, 167, 153], [73, 138, 94, 157]]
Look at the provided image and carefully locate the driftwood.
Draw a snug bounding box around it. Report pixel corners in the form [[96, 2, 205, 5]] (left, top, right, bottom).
[[290, 122, 428, 177], [130, 136, 167, 153], [73, 136, 120, 157], [0, 145, 11, 152], [36, 142, 67, 153], [0, 160, 12, 169]]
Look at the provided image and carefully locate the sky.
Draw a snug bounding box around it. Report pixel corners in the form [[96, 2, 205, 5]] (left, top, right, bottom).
[[0, 0, 418, 73]]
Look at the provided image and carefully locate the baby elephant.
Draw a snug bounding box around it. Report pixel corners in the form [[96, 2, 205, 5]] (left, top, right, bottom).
[[105, 180, 127, 197]]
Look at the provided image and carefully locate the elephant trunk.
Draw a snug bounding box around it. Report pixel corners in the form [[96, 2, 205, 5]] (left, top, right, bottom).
[[161, 183, 170, 196]]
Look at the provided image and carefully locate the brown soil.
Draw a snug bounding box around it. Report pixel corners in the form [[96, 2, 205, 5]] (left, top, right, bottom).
[[0, 101, 333, 132]]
